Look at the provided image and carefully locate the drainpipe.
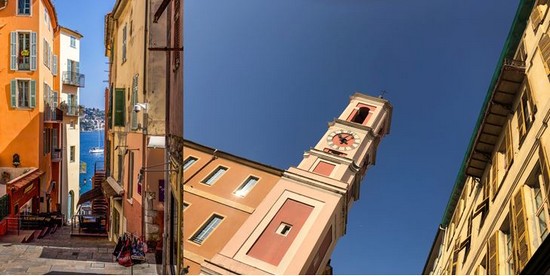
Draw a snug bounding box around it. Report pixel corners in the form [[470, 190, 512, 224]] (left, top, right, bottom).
[[162, 2, 172, 273], [141, 0, 150, 244]]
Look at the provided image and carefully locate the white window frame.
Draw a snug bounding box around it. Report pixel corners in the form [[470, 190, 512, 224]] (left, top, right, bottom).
[[201, 166, 227, 186], [70, 36, 76, 48], [190, 214, 223, 244], [233, 175, 259, 197], [183, 156, 198, 171], [12, 78, 33, 108]]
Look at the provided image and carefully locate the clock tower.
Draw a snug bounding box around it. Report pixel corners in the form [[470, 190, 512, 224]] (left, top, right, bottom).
[[201, 93, 392, 275]]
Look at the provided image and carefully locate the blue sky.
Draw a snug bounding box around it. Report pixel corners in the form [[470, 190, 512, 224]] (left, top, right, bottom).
[[55, 0, 520, 274]]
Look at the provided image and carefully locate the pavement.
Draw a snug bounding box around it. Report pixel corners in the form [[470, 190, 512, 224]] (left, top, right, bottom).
[[0, 226, 160, 275]]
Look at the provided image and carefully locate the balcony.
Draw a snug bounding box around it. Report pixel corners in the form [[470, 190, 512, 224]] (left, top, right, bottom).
[[44, 107, 63, 123], [62, 71, 85, 87], [52, 149, 62, 162], [465, 58, 526, 178], [60, 103, 81, 117]]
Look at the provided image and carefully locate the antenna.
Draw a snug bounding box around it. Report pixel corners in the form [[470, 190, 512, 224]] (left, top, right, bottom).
[[379, 90, 388, 99]]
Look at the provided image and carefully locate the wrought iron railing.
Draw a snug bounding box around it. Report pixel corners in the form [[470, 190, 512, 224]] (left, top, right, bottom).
[[502, 58, 526, 70], [66, 104, 79, 116], [62, 71, 85, 87]]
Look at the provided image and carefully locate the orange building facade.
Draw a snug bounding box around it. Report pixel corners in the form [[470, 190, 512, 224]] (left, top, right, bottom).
[[0, 0, 66, 220], [184, 93, 392, 274]]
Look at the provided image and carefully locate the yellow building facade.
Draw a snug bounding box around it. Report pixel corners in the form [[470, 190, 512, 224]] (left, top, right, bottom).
[[424, 0, 550, 274]]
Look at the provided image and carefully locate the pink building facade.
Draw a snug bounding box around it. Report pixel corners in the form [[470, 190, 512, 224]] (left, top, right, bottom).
[[185, 93, 392, 274]]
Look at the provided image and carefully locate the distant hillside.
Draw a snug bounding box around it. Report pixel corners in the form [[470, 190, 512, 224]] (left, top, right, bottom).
[[80, 107, 105, 132]]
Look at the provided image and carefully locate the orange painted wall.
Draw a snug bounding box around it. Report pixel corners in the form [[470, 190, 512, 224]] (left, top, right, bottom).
[[0, 0, 42, 168], [183, 142, 282, 272]]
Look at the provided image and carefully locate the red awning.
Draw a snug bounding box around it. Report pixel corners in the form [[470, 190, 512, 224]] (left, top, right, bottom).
[[11, 170, 45, 190], [77, 187, 104, 206]]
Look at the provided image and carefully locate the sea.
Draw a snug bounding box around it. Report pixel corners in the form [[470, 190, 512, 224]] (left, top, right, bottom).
[[79, 130, 105, 195]]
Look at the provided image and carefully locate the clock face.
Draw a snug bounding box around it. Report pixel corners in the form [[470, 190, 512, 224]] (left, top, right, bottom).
[[327, 130, 360, 151]]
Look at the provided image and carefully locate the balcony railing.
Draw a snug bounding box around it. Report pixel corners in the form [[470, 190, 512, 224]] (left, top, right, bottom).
[[67, 104, 80, 116], [44, 107, 63, 123], [62, 71, 85, 87]]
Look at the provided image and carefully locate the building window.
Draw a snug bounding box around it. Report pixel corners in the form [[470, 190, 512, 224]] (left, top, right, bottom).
[[70, 146, 75, 162], [500, 218, 514, 275], [127, 152, 134, 199], [190, 215, 223, 244], [183, 157, 197, 170], [43, 39, 51, 69], [17, 0, 30, 15], [234, 176, 259, 197], [70, 36, 76, 48], [10, 79, 35, 108], [276, 222, 292, 236], [10, 31, 36, 71], [122, 24, 127, 63], [517, 83, 536, 144], [114, 89, 125, 127], [201, 166, 227, 186], [117, 154, 123, 182]]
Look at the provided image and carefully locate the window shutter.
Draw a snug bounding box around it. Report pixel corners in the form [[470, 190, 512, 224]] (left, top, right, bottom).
[[539, 144, 550, 196], [114, 88, 125, 126], [510, 189, 530, 272], [10, 80, 17, 108], [53, 55, 57, 75], [517, 102, 526, 140], [491, 156, 499, 199], [30, 32, 37, 71], [505, 124, 514, 168], [30, 80, 36, 108], [488, 232, 499, 275], [10, 32, 17, 70], [531, 6, 543, 31], [539, 34, 550, 74], [43, 39, 47, 66], [53, 91, 58, 108]]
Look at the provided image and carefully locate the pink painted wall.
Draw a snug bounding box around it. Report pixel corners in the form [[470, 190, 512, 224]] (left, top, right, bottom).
[[306, 226, 332, 274], [247, 199, 314, 266], [313, 161, 335, 176]]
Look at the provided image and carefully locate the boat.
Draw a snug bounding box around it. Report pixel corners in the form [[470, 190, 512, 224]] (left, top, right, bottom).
[[89, 126, 104, 154], [89, 147, 104, 154]]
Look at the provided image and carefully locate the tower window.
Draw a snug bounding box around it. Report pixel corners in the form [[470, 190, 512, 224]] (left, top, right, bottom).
[[276, 222, 292, 236], [351, 107, 370, 124]]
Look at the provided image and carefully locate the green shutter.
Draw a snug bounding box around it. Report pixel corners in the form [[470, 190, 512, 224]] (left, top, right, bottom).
[[10, 32, 17, 70], [114, 88, 125, 126], [30, 80, 36, 108], [30, 32, 37, 71], [10, 80, 17, 108]]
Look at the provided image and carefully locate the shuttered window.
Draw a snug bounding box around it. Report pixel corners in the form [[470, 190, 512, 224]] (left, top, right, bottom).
[[114, 88, 125, 127], [517, 82, 536, 145], [510, 189, 531, 272], [531, 5, 543, 31], [53, 55, 57, 75], [491, 155, 499, 200], [488, 232, 499, 274], [10, 31, 36, 71], [504, 123, 514, 168], [539, 33, 550, 74], [10, 79, 35, 108]]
